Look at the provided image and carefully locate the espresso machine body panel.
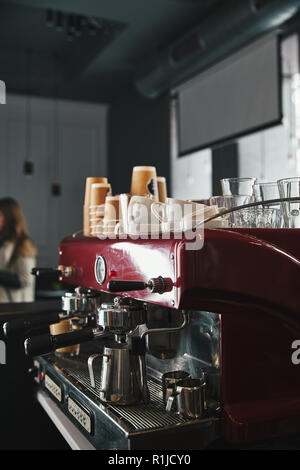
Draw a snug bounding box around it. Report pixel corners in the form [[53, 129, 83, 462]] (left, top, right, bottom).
[[50, 229, 300, 446], [221, 310, 300, 444], [58, 236, 179, 308], [58, 230, 300, 315]]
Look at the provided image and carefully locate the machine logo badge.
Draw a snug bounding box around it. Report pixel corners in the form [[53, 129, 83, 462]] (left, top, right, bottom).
[[0, 340, 6, 365]]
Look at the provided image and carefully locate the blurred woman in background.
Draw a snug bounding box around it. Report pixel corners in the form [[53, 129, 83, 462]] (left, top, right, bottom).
[[0, 198, 36, 302]]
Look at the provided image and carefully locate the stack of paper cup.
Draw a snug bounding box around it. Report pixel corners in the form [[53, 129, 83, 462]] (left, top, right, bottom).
[[89, 183, 112, 236], [83, 177, 110, 236]]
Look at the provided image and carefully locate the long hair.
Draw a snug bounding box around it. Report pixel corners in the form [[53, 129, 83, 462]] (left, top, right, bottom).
[[0, 198, 37, 264]]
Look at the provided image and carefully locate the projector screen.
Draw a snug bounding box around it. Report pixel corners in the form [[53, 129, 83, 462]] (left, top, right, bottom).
[[177, 34, 282, 156]]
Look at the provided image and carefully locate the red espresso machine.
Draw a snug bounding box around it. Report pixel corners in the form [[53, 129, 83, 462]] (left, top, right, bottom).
[[6, 227, 300, 449]]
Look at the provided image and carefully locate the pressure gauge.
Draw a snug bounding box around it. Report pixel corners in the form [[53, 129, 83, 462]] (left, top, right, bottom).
[[94, 255, 106, 285]]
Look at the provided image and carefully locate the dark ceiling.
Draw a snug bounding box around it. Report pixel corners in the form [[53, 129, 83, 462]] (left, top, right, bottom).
[[0, 0, 223, 103]]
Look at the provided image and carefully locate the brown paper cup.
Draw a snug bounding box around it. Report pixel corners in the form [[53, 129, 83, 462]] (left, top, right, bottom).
[[90, 218, 104, 237], [83, 177, 110, 236], [103, 195, 120, 222], [84, 177, 108, 206], [130, 166, 159, 201], [88, 183, 111, 236], [90, 183, 111, 206]]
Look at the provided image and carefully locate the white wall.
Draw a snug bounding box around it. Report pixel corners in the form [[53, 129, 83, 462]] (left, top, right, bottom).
[[238, 121, 297, 182], [0, 94, 107, 267], [171, 148, 212, 200]]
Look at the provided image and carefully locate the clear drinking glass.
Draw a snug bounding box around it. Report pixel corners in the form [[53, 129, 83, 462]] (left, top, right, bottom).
[[277, 177, 300, 228], [209, 195, 251, 227], [233, 207, 278, 228], [210, 195, 279, 228], [255, 208, 279, 228], [220, 177, 257, 196], [253, 182, 279, 203], [233, 207, 256, 228], [253, 182, 283, 228]]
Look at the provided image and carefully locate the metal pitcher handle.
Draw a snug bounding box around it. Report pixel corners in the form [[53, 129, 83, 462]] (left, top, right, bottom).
[[166, 391, 178, 413], [138, 355, 150, 403], [88, 353, 109, 389]]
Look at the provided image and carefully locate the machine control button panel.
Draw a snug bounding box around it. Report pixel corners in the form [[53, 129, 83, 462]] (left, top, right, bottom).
[[94, 255, 106, 285], [67, 396, 92, 434], [45, 374, 62, 402]]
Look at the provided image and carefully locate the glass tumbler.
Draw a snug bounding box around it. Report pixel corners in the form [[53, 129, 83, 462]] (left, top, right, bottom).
[[220, 177, 257, 196], [277, 177, 300, 228], [253, 182, 283, 228], [209, 195, 251, 227], [234, 207, 278, 228]]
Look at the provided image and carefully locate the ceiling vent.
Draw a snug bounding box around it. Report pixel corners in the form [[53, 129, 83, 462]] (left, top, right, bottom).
[[135, 0, 300, 98]]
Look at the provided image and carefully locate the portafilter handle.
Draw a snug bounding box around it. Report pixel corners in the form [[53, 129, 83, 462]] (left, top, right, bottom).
[[31, 266, 75, 279], [31, 267, 62, 279], [24, 328, 97, 356], [3, 311, 62, 337]]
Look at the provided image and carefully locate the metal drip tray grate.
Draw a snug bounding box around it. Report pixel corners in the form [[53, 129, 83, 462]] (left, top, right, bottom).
[[109, 381, 187, 430], [48, 354, 189, 432]]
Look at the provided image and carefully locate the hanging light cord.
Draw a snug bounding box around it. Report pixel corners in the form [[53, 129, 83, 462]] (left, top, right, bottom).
[[25, 48, 32, 160]]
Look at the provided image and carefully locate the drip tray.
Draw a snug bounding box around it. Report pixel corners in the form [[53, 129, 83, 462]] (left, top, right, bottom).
[[46, 352, 212, 434]]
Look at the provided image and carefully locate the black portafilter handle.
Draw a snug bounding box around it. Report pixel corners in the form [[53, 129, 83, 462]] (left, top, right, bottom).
[[31, 267, 61, 279], [24, 328, 95, 357], [3, 311, 62, 338], [107, 280, 148, 292]]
